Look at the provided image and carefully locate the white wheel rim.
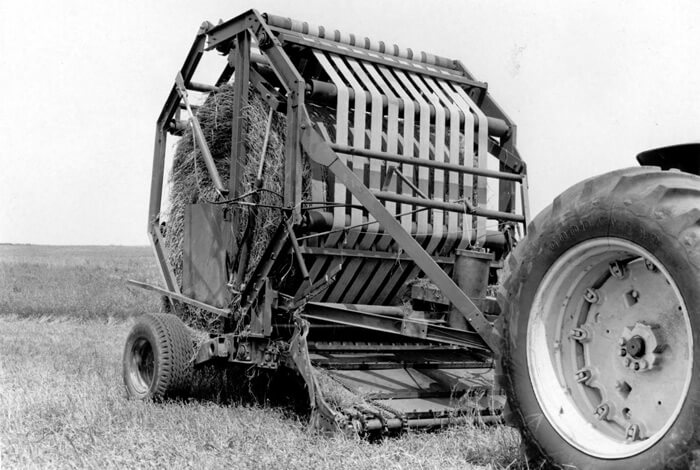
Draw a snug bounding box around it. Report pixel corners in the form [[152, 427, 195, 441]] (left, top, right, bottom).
[[527, 238, 693, 458]]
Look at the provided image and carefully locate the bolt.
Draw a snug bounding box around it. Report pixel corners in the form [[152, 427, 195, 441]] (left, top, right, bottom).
[[569, 327, 589, 342], [594, 403, 610, 420], [575, 368, 591, 384], [609, 261, 626, 279], [645, 259, 657, 272], [584, 288, 599, 304], [626, 424, 641, 441]]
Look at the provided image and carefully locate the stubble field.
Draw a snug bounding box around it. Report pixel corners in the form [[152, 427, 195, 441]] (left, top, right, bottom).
[[0, 244, 521, 469]]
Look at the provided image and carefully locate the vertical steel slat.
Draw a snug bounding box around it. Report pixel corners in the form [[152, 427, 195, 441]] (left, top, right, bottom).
[[373, 66, 422, 304], [348, 57, 383, 246], [373, 262, 417, 305], [355, 62, 403, 304], [450, 83, 488, 246], [324, 54, 368, 301], [381, 67, 445, 297], [435, 79, 474, 249], [425, 76, 461, 253], [313, 51, 349, 248], [339, 58, 387, 303], [378, 66, 415, 235], [330, 54, 367, 247], [362, 64, 398, 219], [393, 70, 432, 243], [410, 73, 446, 254]]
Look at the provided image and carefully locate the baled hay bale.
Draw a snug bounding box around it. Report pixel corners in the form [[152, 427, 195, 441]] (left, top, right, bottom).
[[163, 84, 288, 329]]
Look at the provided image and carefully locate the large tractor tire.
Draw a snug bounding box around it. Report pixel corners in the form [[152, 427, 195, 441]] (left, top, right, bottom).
[[499, 167, 700, 469], [123, 313, 193, 400]]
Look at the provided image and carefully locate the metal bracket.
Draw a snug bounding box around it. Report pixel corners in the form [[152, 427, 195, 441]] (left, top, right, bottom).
[[401, 311, 429, 339]]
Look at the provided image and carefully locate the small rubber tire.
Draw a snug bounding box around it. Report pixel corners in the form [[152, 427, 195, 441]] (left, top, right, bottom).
[[123, 313, 193, 400], [498, 167, 700, 469]]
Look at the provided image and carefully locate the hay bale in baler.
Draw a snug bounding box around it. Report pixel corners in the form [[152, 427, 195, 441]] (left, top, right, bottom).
[[161, 84, 394, 414], [163, 84, 289, 329]]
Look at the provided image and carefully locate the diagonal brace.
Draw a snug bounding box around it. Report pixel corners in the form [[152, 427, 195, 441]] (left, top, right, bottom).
[[299, 122, 501, 354]]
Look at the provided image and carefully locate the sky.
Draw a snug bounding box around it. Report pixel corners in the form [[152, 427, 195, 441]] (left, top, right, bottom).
[[2, 0, 700, 246]]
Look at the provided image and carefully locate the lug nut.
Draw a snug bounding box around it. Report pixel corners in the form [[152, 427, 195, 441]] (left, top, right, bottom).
[[626, 424, 641, 441], [575, 368, 592, 384], [594, 403, 610, 420], [633, 362, 640, 371], [569, 327, 589, 342], [645, 259, 657, 272], [584, 288, 599, 303], [609, 261, 626, 279], [619, 348, 627, 357]]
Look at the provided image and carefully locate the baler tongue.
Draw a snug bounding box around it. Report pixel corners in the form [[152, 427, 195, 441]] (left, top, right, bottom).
[[141, 9, 527, 435]]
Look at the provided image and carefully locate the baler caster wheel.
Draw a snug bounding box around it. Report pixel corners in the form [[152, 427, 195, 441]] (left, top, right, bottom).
[[123, 313, 193, 400], [499, 168, 700, 469]]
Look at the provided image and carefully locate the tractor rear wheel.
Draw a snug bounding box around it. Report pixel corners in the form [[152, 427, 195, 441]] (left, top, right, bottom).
[[123, 313, 193, 400], [499, 167, 700, 469]]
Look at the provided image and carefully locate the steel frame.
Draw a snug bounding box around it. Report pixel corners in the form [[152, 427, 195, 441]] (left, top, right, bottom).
[[145, 7, 529, 362]]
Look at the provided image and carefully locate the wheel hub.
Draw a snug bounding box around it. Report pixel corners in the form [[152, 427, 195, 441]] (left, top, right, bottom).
[[130, 338, 155, 393], [619, 323, 661, 372], [625, 336, 645, 358], [527, 238, 693, 459]]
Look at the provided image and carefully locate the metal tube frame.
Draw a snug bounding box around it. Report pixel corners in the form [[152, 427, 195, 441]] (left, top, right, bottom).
[[145, 8, 529, 356]]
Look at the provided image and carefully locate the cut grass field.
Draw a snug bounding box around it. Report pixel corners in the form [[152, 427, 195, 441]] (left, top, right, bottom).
[[0, 245, 161, 320], [0, 245, 521, 469]]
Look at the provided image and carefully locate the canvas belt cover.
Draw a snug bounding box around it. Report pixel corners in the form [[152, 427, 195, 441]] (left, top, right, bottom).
[[267, 17, 491, 306]]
